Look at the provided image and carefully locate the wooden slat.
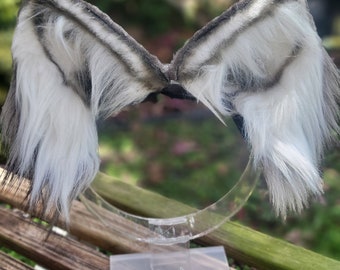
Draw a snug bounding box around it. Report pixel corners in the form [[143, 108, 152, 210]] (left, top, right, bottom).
[[92, 172, 340, 270], [0, 251, 34, 270], [0, 169, 174, 255], [68, 201, 157, 254], [198, 223, 340, 270], [1, 169, 340, 270], [92, 172, 197, 217], [0, 207, 109, 270]]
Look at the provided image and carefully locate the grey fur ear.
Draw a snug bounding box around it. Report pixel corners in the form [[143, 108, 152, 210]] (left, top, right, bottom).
[[0, 0, 168, 218], [171, 0, 340, 217]]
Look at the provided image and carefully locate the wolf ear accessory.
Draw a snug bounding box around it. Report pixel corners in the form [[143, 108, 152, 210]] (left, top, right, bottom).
[[1, 0, 339, 219]]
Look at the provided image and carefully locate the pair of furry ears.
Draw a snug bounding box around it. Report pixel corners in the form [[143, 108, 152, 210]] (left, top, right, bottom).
[[1, 0, 339, 219]]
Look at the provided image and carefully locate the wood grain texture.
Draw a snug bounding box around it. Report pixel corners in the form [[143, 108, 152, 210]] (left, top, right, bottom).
[[1, 169, 340, 270], [0, 207, 109, 270], [0, 251, 34, 270]]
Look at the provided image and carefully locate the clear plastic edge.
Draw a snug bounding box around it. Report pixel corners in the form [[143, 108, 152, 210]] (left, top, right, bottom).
[[79, 155, 260, 245]]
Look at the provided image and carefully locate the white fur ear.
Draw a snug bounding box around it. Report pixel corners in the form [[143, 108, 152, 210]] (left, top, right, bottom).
[[1, 18, 100, 218], [234, 47, 339, 217], [0, 0, 167, 218], [173, 0, 340, 217]]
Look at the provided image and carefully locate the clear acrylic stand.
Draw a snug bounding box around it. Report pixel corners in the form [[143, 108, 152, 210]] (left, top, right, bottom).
[[110, 246, 229, 270], [80, 156, 260, 269]]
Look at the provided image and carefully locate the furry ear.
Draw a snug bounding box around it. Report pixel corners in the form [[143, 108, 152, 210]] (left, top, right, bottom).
[[0, 0, 167, 218], [172, 0, 340, 217]]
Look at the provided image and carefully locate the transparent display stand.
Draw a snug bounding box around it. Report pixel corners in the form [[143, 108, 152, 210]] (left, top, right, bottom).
[[80, 157, 260, 269]]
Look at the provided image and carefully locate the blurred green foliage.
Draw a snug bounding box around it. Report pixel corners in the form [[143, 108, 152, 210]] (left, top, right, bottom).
[[99, 115, 248, 208], [0, 0, 18, 104], [0, 0, 19, 29], [88, 0, 189, 37]]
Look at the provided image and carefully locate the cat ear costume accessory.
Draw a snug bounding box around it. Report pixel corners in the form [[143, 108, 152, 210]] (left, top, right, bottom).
[[1, 0, 339, 219]]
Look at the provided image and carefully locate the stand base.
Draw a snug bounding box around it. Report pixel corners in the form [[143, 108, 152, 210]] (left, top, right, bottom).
[[110, 246, 229, 270]]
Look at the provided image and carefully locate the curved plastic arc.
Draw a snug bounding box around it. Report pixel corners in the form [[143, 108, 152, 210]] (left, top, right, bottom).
[[80, 156, 260, 245]]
